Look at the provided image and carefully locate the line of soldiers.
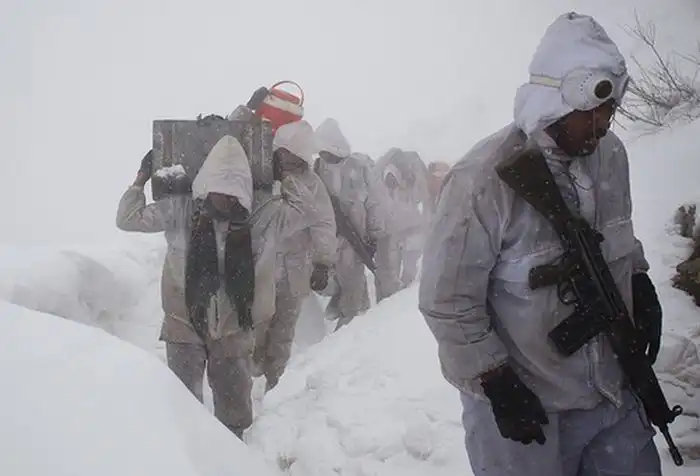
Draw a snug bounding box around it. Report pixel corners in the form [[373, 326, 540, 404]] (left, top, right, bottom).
[[115, 88, 450, 439]]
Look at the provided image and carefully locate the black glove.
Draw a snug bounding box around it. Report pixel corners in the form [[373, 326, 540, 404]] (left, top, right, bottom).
[[310, 263, 330, 291], [246, 86, 269, 111], [139, 150, 154, 178], [480, 364, 549, 445], [632, 273, 663, 364]]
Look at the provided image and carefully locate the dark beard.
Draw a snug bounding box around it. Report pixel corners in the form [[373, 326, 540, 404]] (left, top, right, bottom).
[[185, 204, 254, 342]]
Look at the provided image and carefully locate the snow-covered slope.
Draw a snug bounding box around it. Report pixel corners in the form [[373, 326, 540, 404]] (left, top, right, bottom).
[[0, 234, 329, 359], [0, 235, 165, 353], [631, 120, 700, 342], [630, 120, 700, 464], [0, 301, 281, 476], [246, 286, 468, 476], [247, 283, 700, 475]]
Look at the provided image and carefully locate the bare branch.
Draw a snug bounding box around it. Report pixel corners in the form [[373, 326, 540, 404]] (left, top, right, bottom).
[[619, 12, 700, 130]]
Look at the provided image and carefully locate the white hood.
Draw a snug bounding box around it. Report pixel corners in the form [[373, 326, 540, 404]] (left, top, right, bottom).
[[314, 118, 351, 158], [191, 135, 253, 213], [382, 163, 407, 189], [513, 12, 627, 136], [273, 120, 317, 164]]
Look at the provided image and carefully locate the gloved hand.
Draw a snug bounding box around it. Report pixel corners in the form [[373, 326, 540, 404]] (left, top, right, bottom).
[[480, 364, 549, 445], [310, 263, 330, 291], [246, 86, 269, 111], [134, 150, 153, 186], [632, 273, 663, 364]]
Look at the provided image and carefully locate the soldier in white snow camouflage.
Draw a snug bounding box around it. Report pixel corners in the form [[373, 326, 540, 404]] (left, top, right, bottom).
[[116, 111, 324, 437], [373, 149, 431, 301], [252, 121, 337, 391], [420, 12, 664, 476], [313, 118, 391, 330]]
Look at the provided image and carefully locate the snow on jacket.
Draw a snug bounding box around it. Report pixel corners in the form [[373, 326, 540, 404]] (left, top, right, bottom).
[[315, 152, 390, 244], [385, 185, 425, 247], [314, 119, 391, 242], [277, 168, 337, 297], [116, 135, 324, 344], [273, 121, 337, 296], [419, 12, 648, 411], [375, 149, 431, 243]]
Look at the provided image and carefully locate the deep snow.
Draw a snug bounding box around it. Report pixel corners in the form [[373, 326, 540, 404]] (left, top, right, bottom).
[[0, 301, 281, 476], [0, 234, 167, 354]]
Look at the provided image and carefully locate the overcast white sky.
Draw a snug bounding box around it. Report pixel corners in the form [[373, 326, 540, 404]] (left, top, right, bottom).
[[0, 0, 697, 245]]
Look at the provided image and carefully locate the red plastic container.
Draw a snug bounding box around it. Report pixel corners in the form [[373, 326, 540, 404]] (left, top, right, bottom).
[[257, 80, 305, 130]]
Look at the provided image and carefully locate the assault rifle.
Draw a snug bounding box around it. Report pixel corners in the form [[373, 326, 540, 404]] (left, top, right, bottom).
[[314, 161, 377, 274], [495, 148, 684, 466]]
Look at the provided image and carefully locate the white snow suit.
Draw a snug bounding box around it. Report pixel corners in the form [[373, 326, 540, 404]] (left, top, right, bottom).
[[419, 12, 660, 476], [252, 121, 337, 387], [116, 133, 323, 436], [313, 118, 391, 328]]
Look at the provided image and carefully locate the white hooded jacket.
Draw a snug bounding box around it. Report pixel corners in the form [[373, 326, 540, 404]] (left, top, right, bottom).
[[375, 149, 431, 241], [314, 119, 390, 243], [272, 121, 337, 296], [419, 12, 648, 411], [117, 134, 324, 343]]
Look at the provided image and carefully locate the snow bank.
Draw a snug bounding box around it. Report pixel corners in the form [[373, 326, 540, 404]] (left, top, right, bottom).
[[0, 235, 165, 353], [247, 284, 700, 474], [626, 120, 700, 337], [247, 286, 468, 476], [626, 120, 700, 459], [0, 233, 330, 358], [0, 301, 280, 476]]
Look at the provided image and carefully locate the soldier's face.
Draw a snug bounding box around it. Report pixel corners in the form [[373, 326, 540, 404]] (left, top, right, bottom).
[[548, 100, 616, 157], [385, 174, 399, 189], [274, 148, 307, 179], [206, 193, 248, 222]]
